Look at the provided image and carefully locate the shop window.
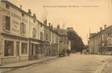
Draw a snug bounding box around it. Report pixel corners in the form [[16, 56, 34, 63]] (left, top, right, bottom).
[[21, 43, 27, 55], [16, 42, 20, 56], [4, 40, 14, 56], [5, 16, 10, 31], [35, 45, 39, 54]]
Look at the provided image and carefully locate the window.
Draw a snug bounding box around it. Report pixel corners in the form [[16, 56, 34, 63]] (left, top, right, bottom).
[[22, 13, 24, 17], [40, 24, 42, 27], [5, 16, 10, 31], [32, 28, 36, 38], [20, 23, 26, 35], [40, 32, 43, 40], [46, 34, 48, 40], [21, 43, 27, 54], [6, 3, 10, 9], [31, 44, 37, 55], [4, 40, 14, 56], [33, 19, 36, 23]]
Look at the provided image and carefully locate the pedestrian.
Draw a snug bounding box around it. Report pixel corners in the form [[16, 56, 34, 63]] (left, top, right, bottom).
[[67, 49, 71, 56]]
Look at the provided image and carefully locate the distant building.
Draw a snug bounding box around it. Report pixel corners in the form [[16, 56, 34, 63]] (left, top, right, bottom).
[[88, 25, 112, 55], [56, 27, 71, 55]]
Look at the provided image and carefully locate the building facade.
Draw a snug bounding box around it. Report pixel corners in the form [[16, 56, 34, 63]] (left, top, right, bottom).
[[0, 1, 30, 64], [0, 1, 71, 65], [88, 25, 112, 55], [57, 27, 71, 55]]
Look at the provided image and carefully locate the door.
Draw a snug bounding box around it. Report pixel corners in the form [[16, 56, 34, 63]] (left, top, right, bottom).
[[16, 41, 20, 62]]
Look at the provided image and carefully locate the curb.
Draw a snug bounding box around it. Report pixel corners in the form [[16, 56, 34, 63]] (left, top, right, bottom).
[[0, 57, 58, 69], [0, 57, 58, 73]]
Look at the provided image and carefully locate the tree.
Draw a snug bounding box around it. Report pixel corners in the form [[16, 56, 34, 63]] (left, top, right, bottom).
[[67, 29, 86, 53]]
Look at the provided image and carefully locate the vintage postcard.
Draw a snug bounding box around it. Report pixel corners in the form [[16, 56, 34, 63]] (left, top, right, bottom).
[[0, 0, 111, 73]]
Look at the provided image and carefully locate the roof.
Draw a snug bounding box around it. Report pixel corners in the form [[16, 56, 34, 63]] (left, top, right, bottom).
[[56, 29, 68, 36], [89, 25, 112, 39]]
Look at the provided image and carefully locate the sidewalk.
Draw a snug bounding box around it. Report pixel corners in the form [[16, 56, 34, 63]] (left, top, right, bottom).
[[0, 56, 58, 69]]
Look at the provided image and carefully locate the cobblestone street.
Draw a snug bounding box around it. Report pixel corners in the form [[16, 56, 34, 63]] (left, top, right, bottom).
[[3, 54, 112, 73]]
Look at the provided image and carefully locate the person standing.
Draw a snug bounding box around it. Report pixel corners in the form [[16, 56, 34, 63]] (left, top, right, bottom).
[[67, 49, 71, 56]]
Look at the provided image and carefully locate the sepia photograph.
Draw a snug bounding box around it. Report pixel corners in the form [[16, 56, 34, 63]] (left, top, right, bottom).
[[0, 0, 112, 73]]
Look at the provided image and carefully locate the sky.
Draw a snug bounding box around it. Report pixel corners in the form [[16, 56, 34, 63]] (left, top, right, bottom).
[[10, 0, 112, 45]]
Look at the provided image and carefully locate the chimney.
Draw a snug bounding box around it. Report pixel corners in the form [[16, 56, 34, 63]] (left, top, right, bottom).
[[44, 19, 47, 25], [33, 13, 36, 19], [104, 24, 107, 29], [100, 27, 103, 31], [20, 5, 22, 9], [48, 22, 51, 27], [57, 25, 60, 29], [28, 9, 31, 15]]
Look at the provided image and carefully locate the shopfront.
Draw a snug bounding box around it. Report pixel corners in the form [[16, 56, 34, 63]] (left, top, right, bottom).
[[0, 33, 29, 65]]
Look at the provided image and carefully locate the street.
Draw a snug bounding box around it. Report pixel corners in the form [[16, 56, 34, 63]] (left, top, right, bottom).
[[4, 54, 112, 73]]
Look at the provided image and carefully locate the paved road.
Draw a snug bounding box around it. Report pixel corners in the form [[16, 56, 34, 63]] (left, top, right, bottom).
[[101, 59, 112, 73], [5, 54, 112, 73]]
